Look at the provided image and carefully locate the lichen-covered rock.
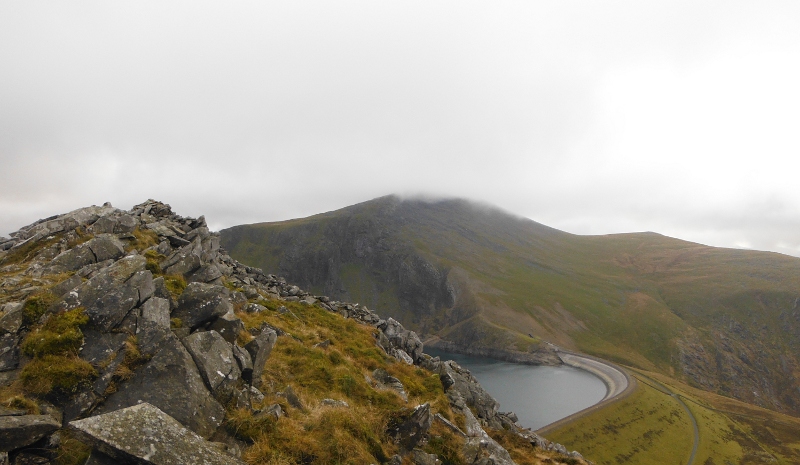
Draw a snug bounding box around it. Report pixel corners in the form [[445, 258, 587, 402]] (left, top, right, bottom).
[[97, 332, 225, 438], [182, 330, 241, 401], [0, 303, 22, 335], [0, 334, 19, 372], [0, 414, 60, 452], [208, 312, 244, 344], [140, 297, 170, 329], [172, 282, 232, 330], [244, 327, 277, 388], [378, 318, 424, 362], [69, 403, 246, 465]]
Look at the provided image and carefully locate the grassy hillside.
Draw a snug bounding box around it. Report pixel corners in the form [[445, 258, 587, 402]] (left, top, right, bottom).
[[547, 369, 800, 464], [221, 195, 800, 416]]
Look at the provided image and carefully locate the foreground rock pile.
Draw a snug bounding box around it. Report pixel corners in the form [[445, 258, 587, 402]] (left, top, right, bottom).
[[0, 200, 588, 465]]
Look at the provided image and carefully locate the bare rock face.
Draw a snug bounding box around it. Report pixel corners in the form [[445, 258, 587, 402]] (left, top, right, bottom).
[[0, 414, 60, 452], [172, 282, 232, 330], [388, 403, 433, 451], [244, 327, 277, 388], [182, 330, 241, 401], [69, 403, 245, 465], [97, 332, 225, 438]]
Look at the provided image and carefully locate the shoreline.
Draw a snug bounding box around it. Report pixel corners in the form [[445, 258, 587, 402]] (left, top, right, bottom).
[[423, 339, 635, 436], [536, 349, 636, 435]]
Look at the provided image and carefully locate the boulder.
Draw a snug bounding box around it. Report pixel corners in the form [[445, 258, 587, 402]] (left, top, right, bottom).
[[187, 264, 222, 284], [243, 303, 265, 313], [232, 344, 253, 382], [389, 403, 432, 451], [68, 255, 146, 331], [97, 332, 225, 438], [182, 330, 241, 400], [0, 414, 60, 452], [114, 214, 138, 234], [140, 297, 170, 329], [172, 282, 232, 330], [244, 328, 277, 388], [87, 235, 125, 262], [0, 334, 19, 372], [126, 271, 155, 305], [160, 240, 202, 277], [0, 303, 23, 335], [378, 318, 424, 362], [208, 313, 244, 344], [69, 403, 246, 465]]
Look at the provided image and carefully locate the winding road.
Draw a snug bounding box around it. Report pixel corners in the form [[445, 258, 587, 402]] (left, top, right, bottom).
[[633, 372, 700, 465]]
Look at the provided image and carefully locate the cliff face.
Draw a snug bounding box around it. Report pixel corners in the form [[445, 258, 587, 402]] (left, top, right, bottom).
[[0, 200, 588, 465], [221, 195, 800, 417]]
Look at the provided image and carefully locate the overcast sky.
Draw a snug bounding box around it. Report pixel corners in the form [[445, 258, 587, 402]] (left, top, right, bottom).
[[2, 1, 799, 256]]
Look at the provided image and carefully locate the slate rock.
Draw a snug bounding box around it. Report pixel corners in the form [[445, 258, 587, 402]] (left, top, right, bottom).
[[79, 329, 128, 365], [373, 368, 408, 401], [69, 403, 246, 465], [0, 334, 19, 372], [244, 328, 277, 388], [208, 312, 244, 344], [71, 255, 146, 331], [48, 276, 82, 301], [113, 214, 138, 234], [160, 240, 202, 277], [90, 216, 117, 234], [182, 330, 241, 400], [140, 297, 170, 329], [97, 332, 225, 438], [378, 318, 424, 362], [232, 344, 253, 382], [243, 303, 265, 313], [127, 270, 155, 305], [389, 403, 432, 451], [87, 235, 125, 262], [48, 244, 96, 273], [187, 264, 222, 284], [0, 303, 23, 335], [172, 282, 232, 330], [0, 414, 60, 452]]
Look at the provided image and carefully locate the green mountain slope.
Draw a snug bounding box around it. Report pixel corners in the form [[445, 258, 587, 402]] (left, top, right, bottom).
[[221, 195, 800, 416]]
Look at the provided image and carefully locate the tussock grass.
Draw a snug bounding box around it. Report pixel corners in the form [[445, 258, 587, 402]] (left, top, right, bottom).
[[231, 296, 462, 464], [19, 354, 97, 399], [21, 307, 88, 357]]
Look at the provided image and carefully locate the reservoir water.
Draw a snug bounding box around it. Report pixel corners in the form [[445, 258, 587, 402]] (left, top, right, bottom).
[[426, 348, 607, 430]]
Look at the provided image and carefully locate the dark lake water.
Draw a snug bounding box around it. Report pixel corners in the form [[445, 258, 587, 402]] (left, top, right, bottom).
[[426, 348, 607, 430]]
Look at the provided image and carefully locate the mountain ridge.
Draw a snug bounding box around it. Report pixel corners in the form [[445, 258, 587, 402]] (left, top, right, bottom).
[[221, 194, 800, 418]]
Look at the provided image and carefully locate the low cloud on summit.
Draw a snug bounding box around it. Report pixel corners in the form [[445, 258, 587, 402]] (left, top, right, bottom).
[[1, 1, 799, 255]]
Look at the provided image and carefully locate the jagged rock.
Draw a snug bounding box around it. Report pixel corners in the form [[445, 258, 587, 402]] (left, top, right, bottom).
[[439, 361, 499, 421], [0, 303, 23, 335], [97, 332, 225, 438], [0, 414, 60, 452], [389, 403, 432, 451], [244, 328, 277, 388], [0, 334, 19, 372], [79, 329, 128, 365], [65, 255, 146, 331], [232, 344, 253, 382], [49, 275, 82, 299], [188, 264, 222, 284], [373, 368, 408, 401], [140, 297, 170, 329], [48, 235, 125, 273], [69, 403, 246, 465], [151, 277, 176, 311], [208, 312, 245, 344], [172, 282, 232, 330], [378, 318, 424, 362], [182, 330, 241, 400], [160, 240, 202, 276], [392, 348, 414, 365], [127, 270, 155, 305], [114, 214, 138, 234]]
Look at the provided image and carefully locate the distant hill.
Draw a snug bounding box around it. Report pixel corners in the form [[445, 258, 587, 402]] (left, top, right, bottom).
[[221, 195, 800, 416]]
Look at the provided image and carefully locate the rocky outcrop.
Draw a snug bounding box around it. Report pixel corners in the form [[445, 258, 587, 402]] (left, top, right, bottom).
[[69, 403, 245, 465], [0, 199, 590, 465]]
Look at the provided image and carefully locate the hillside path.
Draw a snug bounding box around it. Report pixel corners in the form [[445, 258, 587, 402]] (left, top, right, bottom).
[[633, 373, 699, 465]]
